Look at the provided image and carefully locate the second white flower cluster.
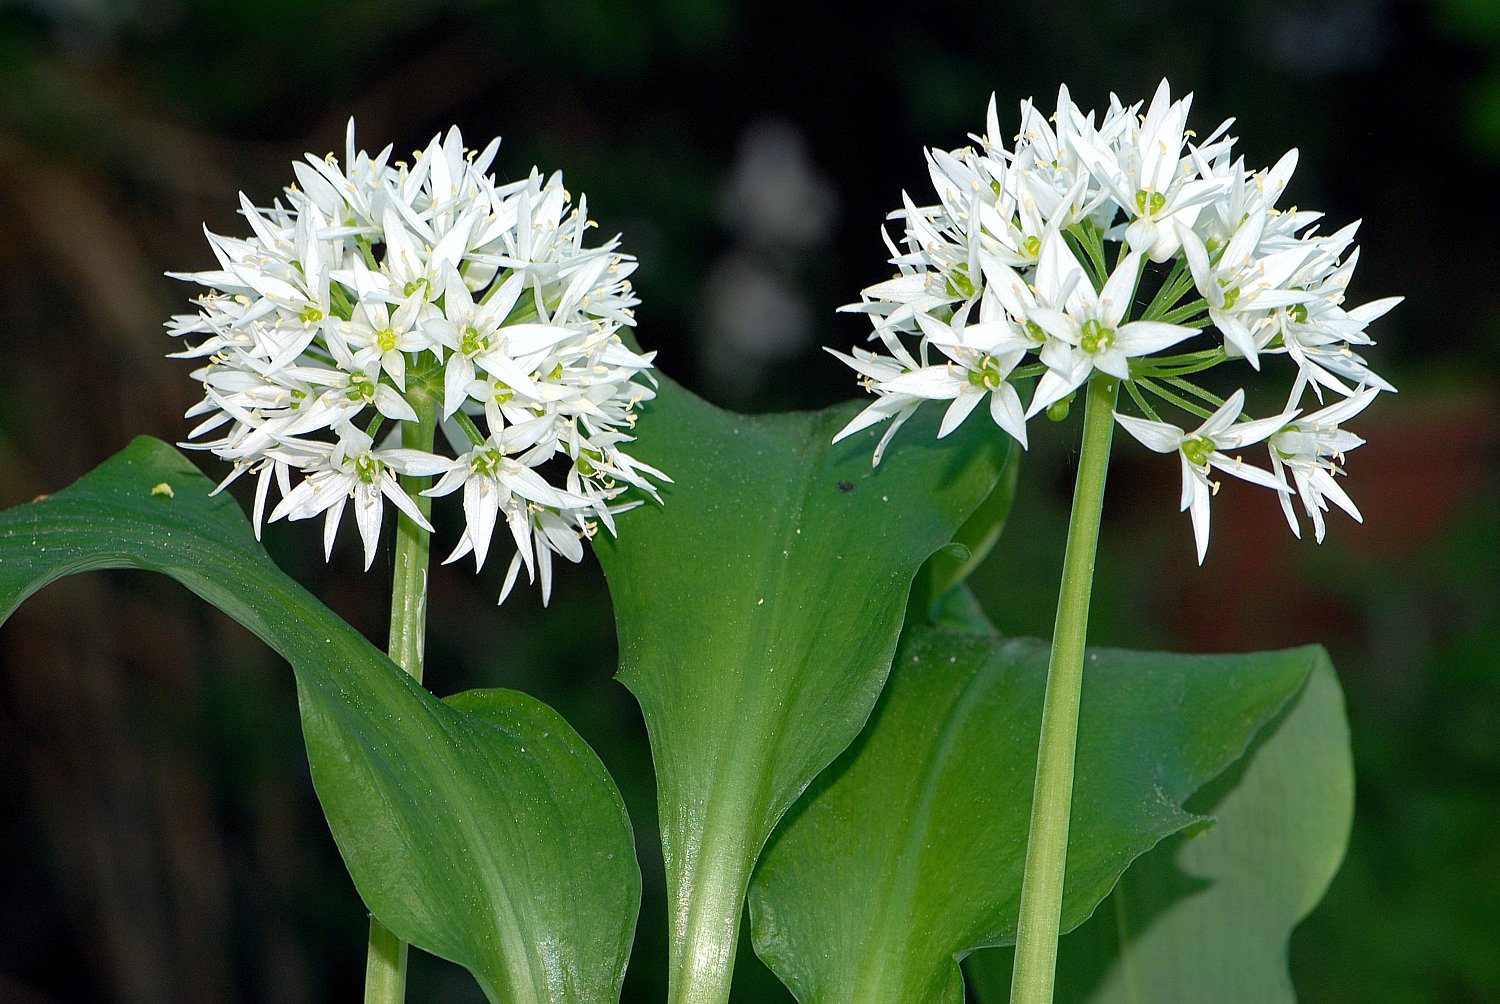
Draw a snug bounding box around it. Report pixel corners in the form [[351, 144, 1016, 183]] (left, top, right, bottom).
[[834, 80, 1399, 560], [169, 124, 665, 602]]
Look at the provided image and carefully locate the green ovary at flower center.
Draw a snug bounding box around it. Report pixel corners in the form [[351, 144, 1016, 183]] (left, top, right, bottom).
[[1079, 319, 1114, 354], [1219, 283, 1240, 310], [1021, 234, 1041, 258], [577, 447, 604, 476], [946, 264, 976, 300], [376, 327, 397, 352], [461, 326, 487, 356], [1182, 434, 1216, 467], [1134, 188, 1167, 217], [300, 304, 323, 324], [1025, 319, 1047, 344], [471, 446, 503, 479], [403, 277, 431, 298], [1287, 303, 1308, 324], [967, 355, 1005, 390], [353, 453, 382, 484], [347, 373, 376, 402]]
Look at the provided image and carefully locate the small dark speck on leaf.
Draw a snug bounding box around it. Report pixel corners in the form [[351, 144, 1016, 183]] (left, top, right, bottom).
[[837, 480, 855, 493]]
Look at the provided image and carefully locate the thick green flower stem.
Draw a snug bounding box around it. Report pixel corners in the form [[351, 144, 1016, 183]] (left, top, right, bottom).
[[363, 385, 439, 1004], [1009, 374, 1119, 1004]]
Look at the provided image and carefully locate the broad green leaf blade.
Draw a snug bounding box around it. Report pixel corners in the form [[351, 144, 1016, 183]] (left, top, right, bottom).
[[747, 626, 1321, 1004], [909, 448, 1020, 622], [593, 380, 1011, 996], [0, 438, 640, 1004], [966, 653, 1353, 1004]]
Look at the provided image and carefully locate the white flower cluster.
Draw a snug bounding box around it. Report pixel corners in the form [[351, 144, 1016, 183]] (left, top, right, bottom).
[[168, 123, 665, 602], [833, 80, 1398, 560]]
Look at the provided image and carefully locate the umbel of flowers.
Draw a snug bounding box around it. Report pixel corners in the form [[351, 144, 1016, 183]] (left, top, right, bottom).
[[834, 80, 1398, 559], [168, 123, 664, 602]]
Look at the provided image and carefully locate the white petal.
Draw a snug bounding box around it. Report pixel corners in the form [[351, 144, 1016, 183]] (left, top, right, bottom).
[[1035, 229, 1087, 310], [914, 312, 959, 347], [496, 551, 526, 605], [1207, 454, 1286, 490], [380, 476, 434, 532], [1312, 469, 1363, 522], [881, 366, 962, 400], [1187, 474, 1212, 564], [252, 465, 274, 540], [1029, 309, 1079, 346], [443, 355, 475, 419], [938, 389, 985, 437], [538, 544, 555, 606], [1219, 411, 1298, 450], [1215, 312, 1261, 368], [1175, 222, 1216, 302], [374, 385, 419, 422], [871, 410, 915, 466], [1347, 296, 1402, 325], [353, 489, 384, 570], [1114, 412, 1184, 453], [1097, 252, 1144, 327], [382, 449, 455, 477], [463, 477, 501, 570], [832, 397, 916, 444], [1271, 453, 1303, 539], [1092, 349, 1131, 381], [988, 383, 1029, 449], [322, 496, 347, 561], [1026, 365, 1086, 419], [1198, 389, 1247, 436]]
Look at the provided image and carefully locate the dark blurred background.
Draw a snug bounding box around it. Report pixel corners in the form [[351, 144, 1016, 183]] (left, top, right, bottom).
[[1, 0, 1496, 1000]]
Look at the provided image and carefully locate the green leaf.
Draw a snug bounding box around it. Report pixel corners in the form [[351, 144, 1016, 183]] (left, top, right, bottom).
[[0, 438, 640, 1004], [593, 380, 1011, 999], [909, 448, 1020, 622], [747, 626, 1324, 1004], [965, 653, 1353, 1004]]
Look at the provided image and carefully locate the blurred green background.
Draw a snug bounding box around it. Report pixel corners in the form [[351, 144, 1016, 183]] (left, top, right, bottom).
[[0, 0, 1496, 1000]]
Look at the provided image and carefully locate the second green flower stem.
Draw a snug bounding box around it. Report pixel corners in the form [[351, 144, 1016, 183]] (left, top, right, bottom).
[[1009, 374, 1119, 1004], [363, 385, 439, 1004]]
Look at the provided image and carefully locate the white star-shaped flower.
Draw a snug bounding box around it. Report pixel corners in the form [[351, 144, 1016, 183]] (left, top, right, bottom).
[[1269, 386, 1379, 542], [1115, 390, 1294, 562], [268, 425, 447, 569], [426, 436, 591, 572], [1027, 234, 1197, 416], [872, 309, 1031, 446], [829, 340, 931, 465], [1176, 216, 1315, 368], [1071, 80, 1231, 262]]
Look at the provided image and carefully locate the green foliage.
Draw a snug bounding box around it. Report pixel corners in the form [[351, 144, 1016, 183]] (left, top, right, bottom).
[[748, 626, 1329, 1003], [0, 438, 640, 1004], [592, 378, 1011, 996], [0, 387, 1357, 1004], [966, 656, 1352, 1003], [908, 449, 1020, 622]]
